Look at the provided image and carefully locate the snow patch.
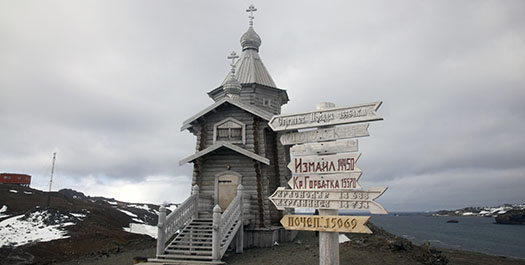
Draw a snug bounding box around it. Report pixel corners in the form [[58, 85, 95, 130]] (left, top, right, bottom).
[[107, 200, 118, 205], [128, 204, 151, 211], [166, 204, 178, 212], [123, 223, 157, 239], [118, 209, 138, 218], [9, 190, 18, 193], [339, 234, 350, 243], [132, 218, 145, 224], [23, 191, 32, 195], [71, 213, 86, 219], [0, 210, 75, 247], [0, 205, 8, 218]]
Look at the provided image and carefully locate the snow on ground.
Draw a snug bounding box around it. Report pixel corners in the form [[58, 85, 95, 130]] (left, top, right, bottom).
[[132, 218, 145, 223], [70, 213, 86, 219], [117, 209, 138, 218], [128, 204, 151, 211], [339, 234, 350, 243], [23, 191, 32, 195], [9, 190, 18, 193], [106, 200, 118, 205], [123, 223, 157, 239], [166, 204, 178, 212], [0, 205, 8, 218], [0, 210, 75, 247]]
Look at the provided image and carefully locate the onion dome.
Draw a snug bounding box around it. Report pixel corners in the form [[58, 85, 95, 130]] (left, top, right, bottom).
[[240, 26, 261, 51], [223, 51, 242, 98], [223, 72, 242, 98]]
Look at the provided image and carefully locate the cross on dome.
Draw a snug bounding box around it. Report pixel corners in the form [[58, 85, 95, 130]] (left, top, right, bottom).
[[246, 5, 257, 26], [227, 51, 239, 73]]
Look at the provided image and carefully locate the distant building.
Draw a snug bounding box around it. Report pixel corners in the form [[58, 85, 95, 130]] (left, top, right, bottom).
[[0, 173, 31, 187]]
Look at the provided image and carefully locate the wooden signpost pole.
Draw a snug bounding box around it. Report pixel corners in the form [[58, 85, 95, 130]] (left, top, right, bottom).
[[316, 102, 339, 265], [269, 101, 387, 265]]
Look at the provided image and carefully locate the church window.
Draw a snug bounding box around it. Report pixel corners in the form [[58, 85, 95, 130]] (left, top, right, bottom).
[[262, 98, 271, 107], [214, 118, 245, 144]]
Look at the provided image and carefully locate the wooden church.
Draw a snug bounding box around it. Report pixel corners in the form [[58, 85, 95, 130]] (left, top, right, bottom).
[[151, 6, 295, 264]]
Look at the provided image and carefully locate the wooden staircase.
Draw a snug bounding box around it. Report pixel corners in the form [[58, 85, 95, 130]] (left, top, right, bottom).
[[149, 218, 218, 264], [148, 185, 244, 265]]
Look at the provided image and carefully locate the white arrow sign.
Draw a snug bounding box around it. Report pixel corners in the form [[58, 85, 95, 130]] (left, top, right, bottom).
[[288, 153, 361, 175], [288, 173, 362, 190], [280, 123, 369, 146], [269, 187, 388, 214], [291, 139, 358, 156], [269, 102, 382, 131]]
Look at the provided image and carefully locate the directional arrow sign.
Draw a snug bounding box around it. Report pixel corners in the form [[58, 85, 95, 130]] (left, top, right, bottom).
[[280, 123, 369, 146], [269, 187, 388, 214], [281, 215, 372, 233], [269, 101, 382, 131], [291, 139, 358, 156], [288, 153, 361, 175], [288, 173, 362, 190]]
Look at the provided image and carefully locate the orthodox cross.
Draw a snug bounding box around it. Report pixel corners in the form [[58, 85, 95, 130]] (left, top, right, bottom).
[[227, 51, 239, 74], [246, 4, 257, 26]]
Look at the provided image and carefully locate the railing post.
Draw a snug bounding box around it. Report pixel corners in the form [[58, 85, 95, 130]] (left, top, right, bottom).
[[192, 185, 200, 218], [236, 184, 244, 253], [212, 205, 222, 261], [156, 204, 166, 257], [192, 184, 199, 195]]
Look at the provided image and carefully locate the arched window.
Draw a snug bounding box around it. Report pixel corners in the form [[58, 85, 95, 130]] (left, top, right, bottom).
[[213, 118, 245, 144]]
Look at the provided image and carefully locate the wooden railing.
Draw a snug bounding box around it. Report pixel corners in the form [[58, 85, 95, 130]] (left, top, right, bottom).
[[212, 184, 244, 261], [156, 185, 199, 256]]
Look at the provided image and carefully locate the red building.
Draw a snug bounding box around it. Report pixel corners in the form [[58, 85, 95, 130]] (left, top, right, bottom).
[[0, 173, 31, 187]]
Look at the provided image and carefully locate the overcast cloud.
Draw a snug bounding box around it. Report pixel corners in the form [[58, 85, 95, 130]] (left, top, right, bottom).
[[1, 1, 524, 211]]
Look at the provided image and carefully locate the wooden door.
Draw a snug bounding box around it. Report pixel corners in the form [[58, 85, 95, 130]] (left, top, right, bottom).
[[218, 174, 239, 211]]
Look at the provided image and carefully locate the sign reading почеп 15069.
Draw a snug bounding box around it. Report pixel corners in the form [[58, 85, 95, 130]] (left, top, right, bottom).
[[269, 101, 382, 131]]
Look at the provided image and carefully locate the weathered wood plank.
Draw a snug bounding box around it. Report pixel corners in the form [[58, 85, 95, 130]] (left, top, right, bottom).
[[268, 187, 388, 214], [288, 173, 362, 190], [291, 139, 358, 156], [280, 123, 369, 145], [288, 153, 361, 175], [269, 102, 382, 131]]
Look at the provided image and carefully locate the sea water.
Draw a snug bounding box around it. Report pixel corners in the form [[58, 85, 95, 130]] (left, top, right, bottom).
[[370, 214, 525, 259]]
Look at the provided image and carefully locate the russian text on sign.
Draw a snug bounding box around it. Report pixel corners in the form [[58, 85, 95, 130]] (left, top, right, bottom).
[[288, 153, 361, 175], [269, 187, 388, 214], [288, 173, 362, 190], [280, 215, 372, 233], [269, 102, 382, 131]]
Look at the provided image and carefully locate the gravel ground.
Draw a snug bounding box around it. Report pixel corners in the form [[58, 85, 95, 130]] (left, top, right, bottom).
[[55, 229, 525, 265]]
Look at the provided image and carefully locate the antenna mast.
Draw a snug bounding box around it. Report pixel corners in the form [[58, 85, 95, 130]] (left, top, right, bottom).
[[47, 152, 56, 207], [49, 152, 56, 192]]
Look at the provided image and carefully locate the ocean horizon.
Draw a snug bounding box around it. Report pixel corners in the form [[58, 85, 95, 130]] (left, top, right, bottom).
[[370, 213, 525, 259]]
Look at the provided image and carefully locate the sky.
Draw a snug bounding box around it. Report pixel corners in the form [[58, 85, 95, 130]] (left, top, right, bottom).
[[1, 1, 524, 212]]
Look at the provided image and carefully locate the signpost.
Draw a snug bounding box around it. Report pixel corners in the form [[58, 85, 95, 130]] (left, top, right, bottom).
[[288, 153, 361, 175], [280, 123, 370, 146], [280, 215, 372, 234], [269, 102, 382, 131], [290, 139, 358, 156], [269, 187, 388, 214], [288, 173, 362, 190], [268, 101, 387, 265]]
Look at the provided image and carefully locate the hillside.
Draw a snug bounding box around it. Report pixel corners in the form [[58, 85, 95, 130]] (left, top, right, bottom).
[[435, 204, 525, 217], [0, 184, 175, 265]]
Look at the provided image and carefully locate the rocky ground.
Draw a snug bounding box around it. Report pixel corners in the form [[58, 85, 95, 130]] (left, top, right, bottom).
[[50, 224, 525, 265], [2, 184, 524, 265]]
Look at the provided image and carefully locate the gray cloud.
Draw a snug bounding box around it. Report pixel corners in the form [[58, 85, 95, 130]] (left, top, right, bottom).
[[1, 1, 524, 210]]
